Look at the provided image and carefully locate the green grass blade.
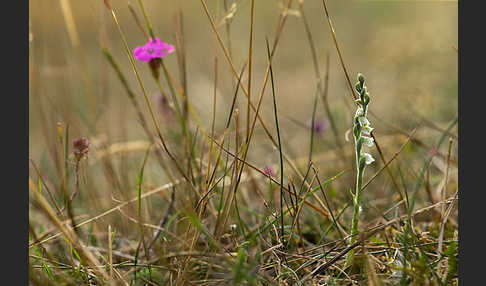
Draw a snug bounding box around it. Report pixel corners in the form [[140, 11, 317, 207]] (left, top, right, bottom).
[[266, 37, 285, 247]]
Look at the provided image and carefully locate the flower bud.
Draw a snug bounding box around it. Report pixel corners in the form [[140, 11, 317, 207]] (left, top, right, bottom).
[[360, 87, 367, 102], [149, 58, 162, 79], [363, 93, 370, 105], [263, 166, 275, 177], [358, 73, 365, 86]]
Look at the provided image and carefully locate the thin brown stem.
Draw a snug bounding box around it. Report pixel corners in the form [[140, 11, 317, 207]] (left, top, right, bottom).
[[246, 0, 255, 143]]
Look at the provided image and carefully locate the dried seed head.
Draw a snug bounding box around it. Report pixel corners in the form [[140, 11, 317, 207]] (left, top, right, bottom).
[[72, 137, 90, 160]]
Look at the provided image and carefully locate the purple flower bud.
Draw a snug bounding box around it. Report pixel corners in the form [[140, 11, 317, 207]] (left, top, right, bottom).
[[306, 118, 327, 136], [263, 166, 275, 177], [155, 92, 174, 120]]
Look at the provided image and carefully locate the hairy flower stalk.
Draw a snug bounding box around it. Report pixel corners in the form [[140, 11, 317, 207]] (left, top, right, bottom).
[[71, 137, 90, 201], [346, 73, 375, 267]]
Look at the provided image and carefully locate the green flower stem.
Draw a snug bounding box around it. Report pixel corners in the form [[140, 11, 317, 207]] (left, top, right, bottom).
[[137, 0, 155, 39], [137, 0, 192, 150], [154, 79, 172, 112], [160, 60, 183, 118], [345, 73, 374, 268], [346, 146, 364, 266], [153, 65, 191, 148]]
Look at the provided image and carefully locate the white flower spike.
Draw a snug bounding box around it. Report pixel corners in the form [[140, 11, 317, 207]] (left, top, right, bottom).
[[347, 73, 376, 267]]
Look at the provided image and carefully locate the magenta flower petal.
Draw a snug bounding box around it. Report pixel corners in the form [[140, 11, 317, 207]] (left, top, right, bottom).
[[161, 42, 175, 53], [152, 50, 168, 58], [133, 46, 144, 57], [134, 47, 152, 62], [133, 37, 175, 62]]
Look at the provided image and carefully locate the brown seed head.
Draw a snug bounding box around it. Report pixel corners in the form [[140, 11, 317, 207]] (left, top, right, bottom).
[[72, 137, 90, 160]]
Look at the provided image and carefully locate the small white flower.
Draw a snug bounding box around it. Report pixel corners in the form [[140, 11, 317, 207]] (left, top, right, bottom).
[[362, 136, 374, 147], [363, 152, 375, 165], [358, 116, 370, 128], [362, 125, 374, 135], [355, 107, 365, 118]]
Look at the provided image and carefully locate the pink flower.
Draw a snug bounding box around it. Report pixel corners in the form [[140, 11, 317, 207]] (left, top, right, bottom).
[[429, 147, 438, 157], [263, 166, 275, 177], [133, 37, 175, 62], [306, 118, 327, 136]]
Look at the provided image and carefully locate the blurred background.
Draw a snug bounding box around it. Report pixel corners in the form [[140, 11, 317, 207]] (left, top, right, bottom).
[[29, 0, 457, 224]]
